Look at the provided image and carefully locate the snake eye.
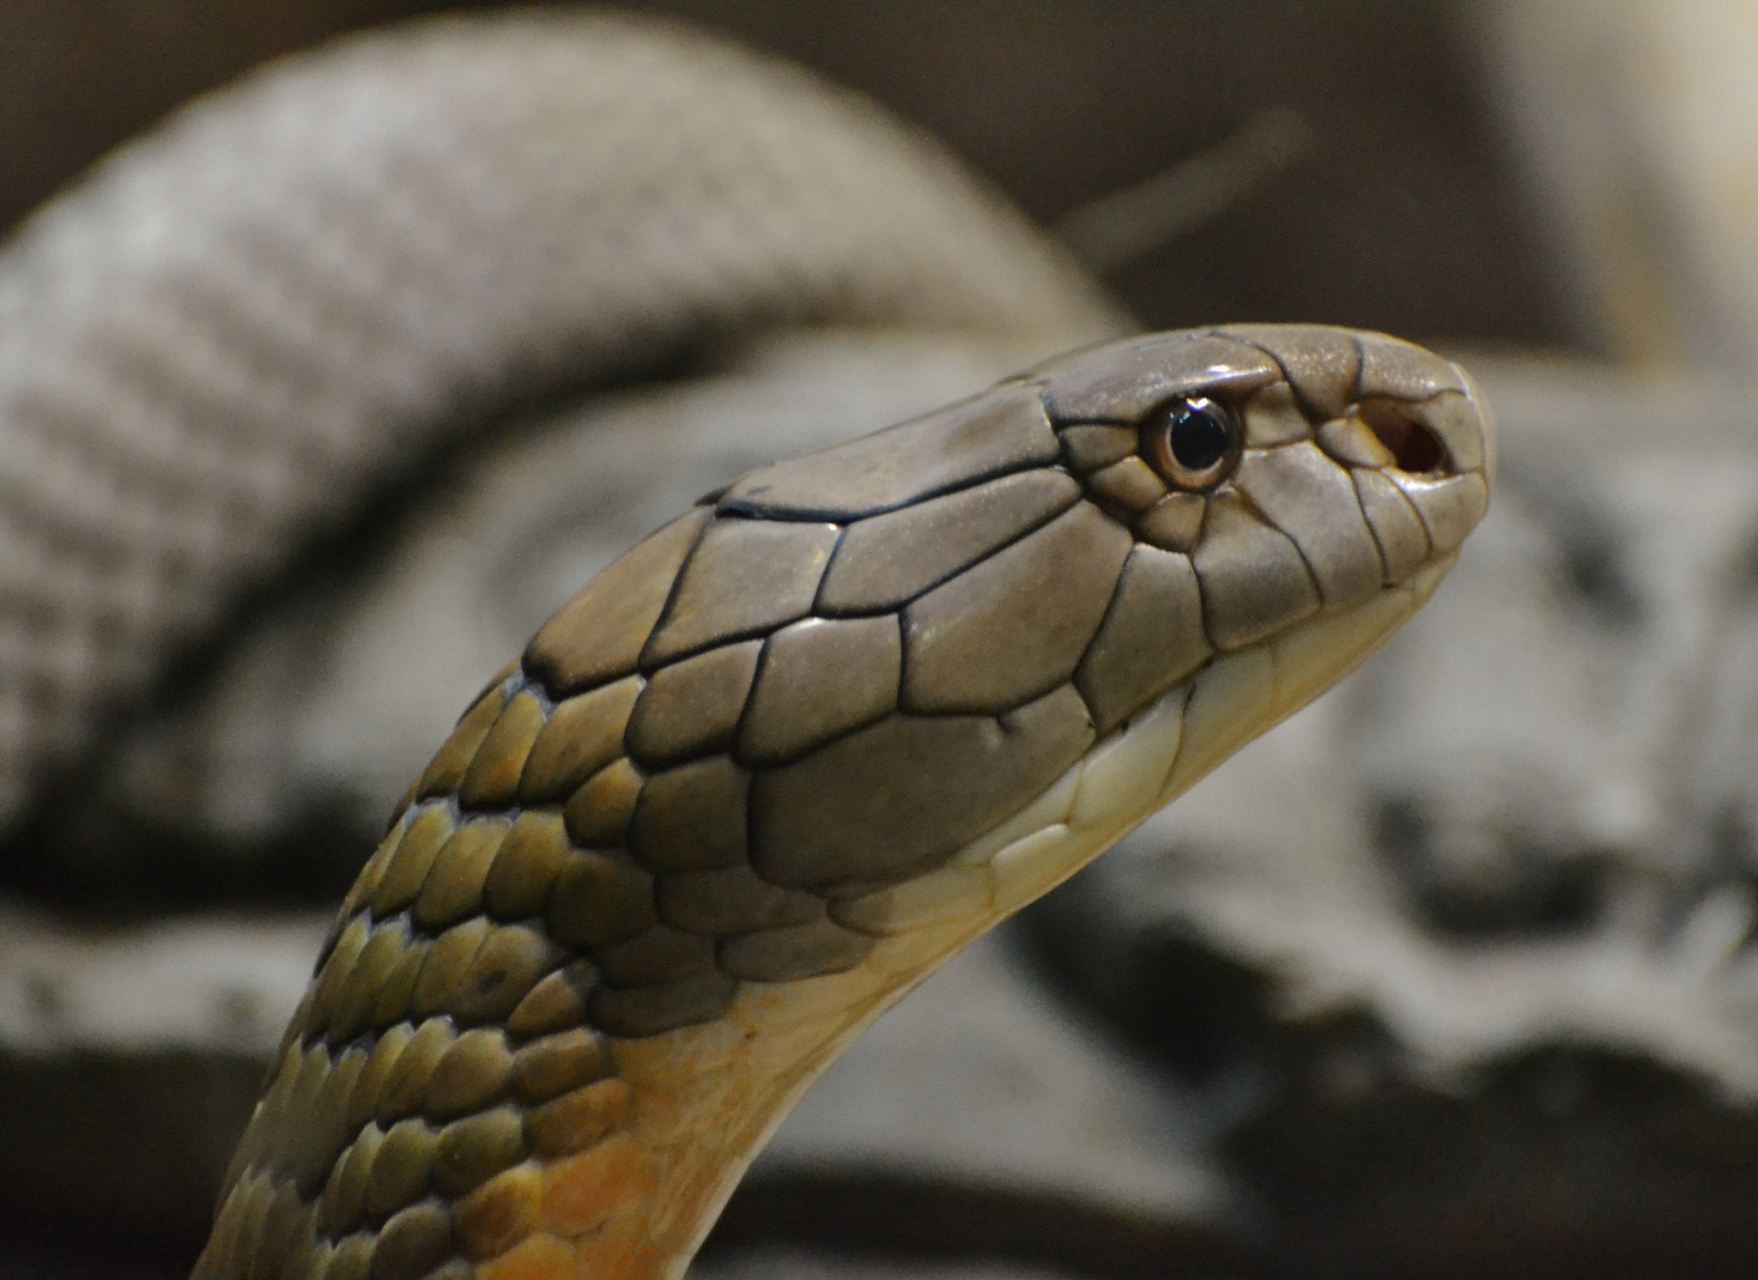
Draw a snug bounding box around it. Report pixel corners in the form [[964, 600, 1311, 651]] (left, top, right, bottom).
[[1142, 396, 1243, 491]]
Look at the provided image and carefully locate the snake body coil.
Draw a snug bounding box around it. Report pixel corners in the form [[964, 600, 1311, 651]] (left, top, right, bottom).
[[199, 324, 1491, 1280], [0, 10, 1119, 834]]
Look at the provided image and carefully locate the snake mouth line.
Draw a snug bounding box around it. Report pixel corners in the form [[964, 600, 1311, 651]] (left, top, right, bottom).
[[847, 553, 1462, 951]]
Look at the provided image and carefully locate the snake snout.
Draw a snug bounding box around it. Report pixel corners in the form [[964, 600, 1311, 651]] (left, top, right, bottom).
[[1035, 327, 1491, 670]]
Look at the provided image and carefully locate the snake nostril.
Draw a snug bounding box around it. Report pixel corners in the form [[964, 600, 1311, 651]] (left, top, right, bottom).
[[1359, 401, 1448, 475]]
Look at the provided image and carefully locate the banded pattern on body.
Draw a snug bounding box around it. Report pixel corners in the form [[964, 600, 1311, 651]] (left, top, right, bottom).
[[196, 326, 1491, 1280]]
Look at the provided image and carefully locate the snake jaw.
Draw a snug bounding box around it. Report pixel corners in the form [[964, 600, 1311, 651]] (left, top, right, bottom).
[[912, 549, 1464, 936]]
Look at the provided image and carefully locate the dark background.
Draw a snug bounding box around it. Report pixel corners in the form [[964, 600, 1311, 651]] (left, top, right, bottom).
[[0, 0, 1580, 353]]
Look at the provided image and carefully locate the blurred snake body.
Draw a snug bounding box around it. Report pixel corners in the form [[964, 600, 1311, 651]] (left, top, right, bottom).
[[0, 10, 1490, 1280]]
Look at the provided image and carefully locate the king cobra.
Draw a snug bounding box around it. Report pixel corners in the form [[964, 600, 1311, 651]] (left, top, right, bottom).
[[0, 11, 1492, 1280], [186, 315, 1491, 1279]]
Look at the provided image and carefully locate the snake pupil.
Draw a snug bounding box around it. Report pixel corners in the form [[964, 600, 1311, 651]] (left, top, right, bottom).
[[1170, 406, 1229, 472]]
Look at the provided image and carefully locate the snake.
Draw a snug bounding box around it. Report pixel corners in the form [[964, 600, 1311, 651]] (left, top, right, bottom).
[[0, 10, 1493, 1280], [187, 322, 1490, 1279]]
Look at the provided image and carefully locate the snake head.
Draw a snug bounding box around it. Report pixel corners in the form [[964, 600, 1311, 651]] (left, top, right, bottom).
[[316, 325, 1493, 1053], [502, 326, 1493, 944], [1037, 324, 1494, 731]]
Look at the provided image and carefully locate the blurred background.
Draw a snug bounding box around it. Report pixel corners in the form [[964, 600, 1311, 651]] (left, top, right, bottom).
[[6, 2, 1758, 1279], [1, 0, 1575, 349]]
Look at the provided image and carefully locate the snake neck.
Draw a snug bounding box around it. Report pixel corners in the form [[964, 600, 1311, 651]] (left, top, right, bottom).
[[194, 859, 995, 1280], [540, 946, 956, 1280]]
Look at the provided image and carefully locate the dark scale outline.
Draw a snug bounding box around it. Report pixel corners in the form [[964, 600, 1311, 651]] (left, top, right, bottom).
[[710, 383, 1063, 525]]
